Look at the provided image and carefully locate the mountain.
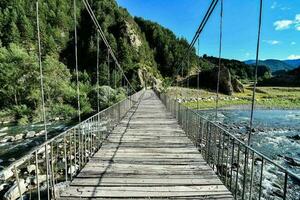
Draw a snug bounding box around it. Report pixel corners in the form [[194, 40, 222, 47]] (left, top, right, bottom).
[[0, 0, 202, 123], [244, 59, 295, 72], [283, 59, 300, 68]]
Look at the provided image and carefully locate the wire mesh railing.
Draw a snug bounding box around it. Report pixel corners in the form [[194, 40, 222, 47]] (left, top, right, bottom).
[[157, 91, 300, 200], [0, 89, 144, 200]]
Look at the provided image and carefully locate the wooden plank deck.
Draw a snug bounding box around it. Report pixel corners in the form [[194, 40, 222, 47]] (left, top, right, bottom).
[[59, 90, 233, 199]]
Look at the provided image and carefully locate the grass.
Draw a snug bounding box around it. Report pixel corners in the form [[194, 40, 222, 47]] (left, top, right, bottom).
[[167, 86, 300, 110]]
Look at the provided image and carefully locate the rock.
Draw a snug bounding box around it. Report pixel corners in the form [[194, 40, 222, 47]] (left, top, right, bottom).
[[37, 145, 50, 155], [25, 131, 35, 138], [68, 165, 78, 175], [33, 174, 47, 185], [287, 135, 300, 141], [0, 136, 15, 143], [0, 132, 8, 137], [232, 78, 244, 93], [284, 156, 300, 167], [0, 183, 8, 192], [0, 127, 8, 132], [35, 130, 46, 136], [14, 134, 24, 141], [8, 158, 15, 162], [3, 179, 27, 200], [0, 169, 14, 181], [27, 165, 37, 174], [254, 157, 263, 165], [53, 181, 70, 198], [196, 66, 234, 95]]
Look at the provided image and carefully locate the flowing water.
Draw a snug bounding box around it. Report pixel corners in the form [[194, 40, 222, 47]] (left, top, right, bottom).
[[198, 109, 300, 176], [0, 121, 71, 168]]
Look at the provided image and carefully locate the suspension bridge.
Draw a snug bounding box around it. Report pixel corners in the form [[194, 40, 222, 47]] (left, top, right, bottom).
[[1, 0, 300, 200]]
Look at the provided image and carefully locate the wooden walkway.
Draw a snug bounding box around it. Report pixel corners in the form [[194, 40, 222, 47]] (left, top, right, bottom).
[[59, 90, 232, 199]]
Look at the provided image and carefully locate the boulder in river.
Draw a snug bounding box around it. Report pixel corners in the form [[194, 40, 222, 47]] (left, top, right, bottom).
[[14, 134, 24, 141], [284, 156, 300, 167], [0, 136, 15, 143], [0, 132, 8, 137], [27, 165, 38, 174], [33, 174, 47, 185], [3, 179, 27, 200], [0, 169, 14, 181], [287, 135, 300, 141], [25, 131, 35, 138], [0, 127, 8, 132]]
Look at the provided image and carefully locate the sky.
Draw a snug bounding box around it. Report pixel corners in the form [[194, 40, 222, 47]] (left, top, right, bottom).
[[116, 0, 300, 61]]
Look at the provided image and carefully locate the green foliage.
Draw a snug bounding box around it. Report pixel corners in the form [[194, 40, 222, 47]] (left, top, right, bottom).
[[161, 78, 173, 92], [97, 86, 126, 110], [135, 17, 199, 77], [203, 55, 272, 81]]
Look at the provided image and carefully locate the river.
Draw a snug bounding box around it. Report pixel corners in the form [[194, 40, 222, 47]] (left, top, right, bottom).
[[0, 121, 71, 168], [198, 109, 300, 176]]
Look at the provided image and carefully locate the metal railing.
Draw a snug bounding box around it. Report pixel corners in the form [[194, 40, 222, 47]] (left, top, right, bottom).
[[0, 89, 144, 200], [157, 91, 300, 200]]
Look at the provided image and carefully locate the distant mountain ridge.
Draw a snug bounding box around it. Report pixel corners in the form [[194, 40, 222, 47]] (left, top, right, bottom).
[[244, 59, 300, 72]]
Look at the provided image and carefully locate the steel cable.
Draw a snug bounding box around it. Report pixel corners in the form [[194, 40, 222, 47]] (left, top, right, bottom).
[[215, 0, 223, 121], [248, 0, 263, 145]]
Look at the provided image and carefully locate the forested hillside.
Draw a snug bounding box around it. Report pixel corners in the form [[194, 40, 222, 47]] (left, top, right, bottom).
[[0, 0, 199, 124], [0, 0, 273, 124]]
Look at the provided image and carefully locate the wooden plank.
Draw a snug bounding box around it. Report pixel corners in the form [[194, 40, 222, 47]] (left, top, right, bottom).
[[58, 90, 232, 199], [60, 185, 231, 198], [70, 177, 224, 186]]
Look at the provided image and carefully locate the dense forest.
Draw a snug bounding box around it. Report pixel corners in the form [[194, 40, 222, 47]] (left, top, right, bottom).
[[0, 0, 200, 124], [0, 0, 273, 124]]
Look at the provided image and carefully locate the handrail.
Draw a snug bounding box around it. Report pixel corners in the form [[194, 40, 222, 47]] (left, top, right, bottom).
[[0, 89, 145, 200], [156, 90, 300, 200], [186, 104, 300, 180], [3, 90, 142, 172]]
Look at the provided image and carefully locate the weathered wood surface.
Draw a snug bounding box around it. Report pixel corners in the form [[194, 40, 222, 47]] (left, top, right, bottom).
[[59, 90, 232, 199]]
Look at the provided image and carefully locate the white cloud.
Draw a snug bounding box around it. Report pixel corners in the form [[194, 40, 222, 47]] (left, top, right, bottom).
[[288, 55, 300, 60], [245, 52, 251, 57], [274, 20, 293, 30], [295, 14, 300, 22], [291, 41, 296, 45], [271, 2, 277, 9], [263, 40, 280, 45], [271, 2, 290, 10]]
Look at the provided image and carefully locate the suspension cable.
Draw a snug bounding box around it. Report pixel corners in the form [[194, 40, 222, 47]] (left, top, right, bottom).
[[248, 0, 263, 145], [215, 0, 224, 121], [197, 38, 200, 110], [96, 32, 100, 113], [187, 54, 190, 89], [173, 0, 219, 84], [82, 0, 136, 93], [74, 0, 81, 122], [36, 2, 47, 141], [107, 49, 110, 86], [36, 2, 50, 199]]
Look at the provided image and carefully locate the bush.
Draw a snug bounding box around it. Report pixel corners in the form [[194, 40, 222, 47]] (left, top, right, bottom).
[[50, 103, 77, 120]]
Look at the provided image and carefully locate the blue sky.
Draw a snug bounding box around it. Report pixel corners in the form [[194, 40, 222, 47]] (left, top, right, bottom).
[[116, 0, 300, 61]]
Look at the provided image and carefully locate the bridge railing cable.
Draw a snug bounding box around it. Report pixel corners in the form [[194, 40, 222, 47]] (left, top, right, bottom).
[[157, 91, 300, 200], [0, 89, 145, 200], [82, 0, 136, 94], [173, 0, 219, 78]]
